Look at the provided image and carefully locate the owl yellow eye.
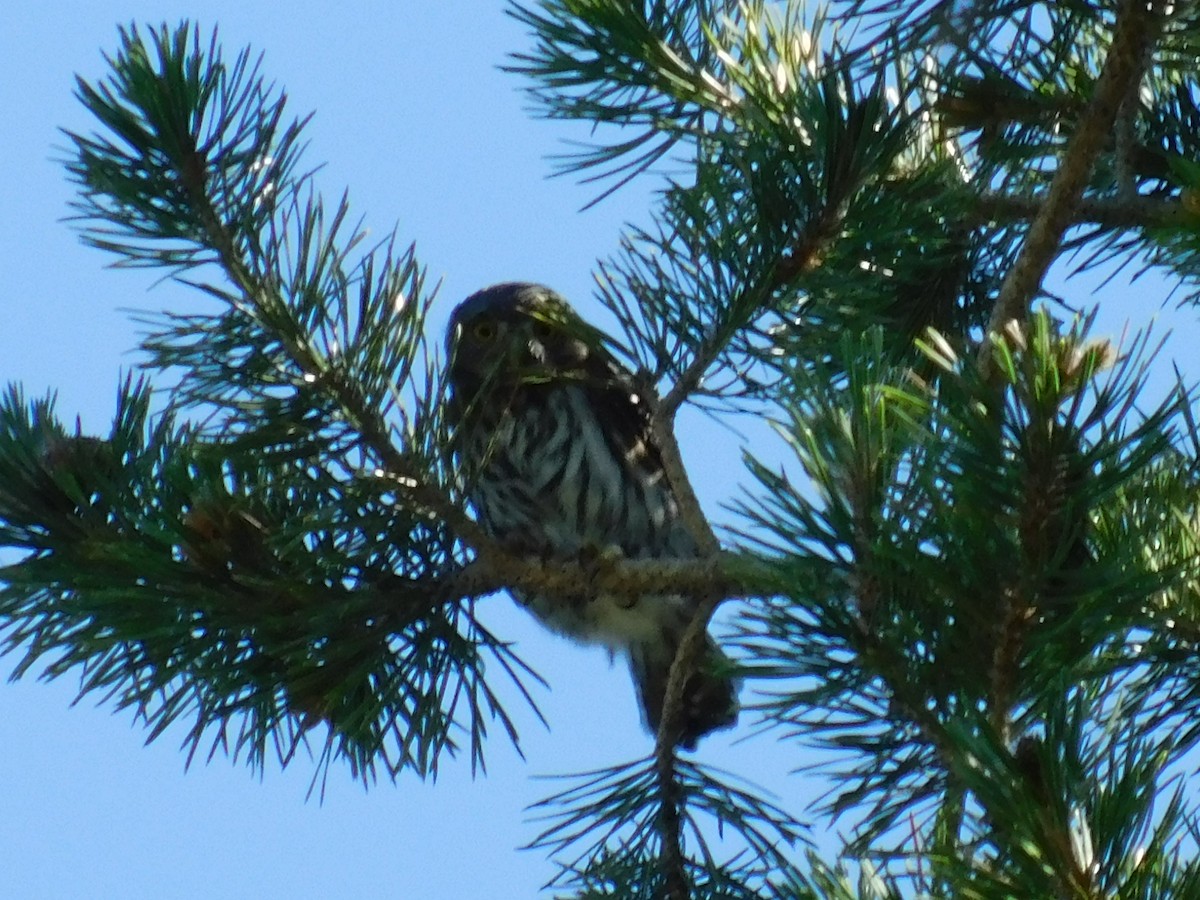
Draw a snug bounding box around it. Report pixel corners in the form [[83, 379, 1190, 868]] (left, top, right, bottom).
[[472, 321, 497, 341]]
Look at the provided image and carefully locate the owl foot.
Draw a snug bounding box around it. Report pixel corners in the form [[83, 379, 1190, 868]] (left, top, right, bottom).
[[577, 542, 632, 607]]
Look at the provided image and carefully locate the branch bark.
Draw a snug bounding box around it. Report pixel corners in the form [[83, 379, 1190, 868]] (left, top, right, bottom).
[[980, 0, 1166, 372], [655, 737, 689, 900], [379, 551, 768, 631], [653, 586, 723, 900], [973, 192, 1187, 231]]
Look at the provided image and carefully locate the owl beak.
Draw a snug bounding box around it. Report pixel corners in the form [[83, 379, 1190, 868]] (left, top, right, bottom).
[[527, 337, 547, 364], [447, 323, 472, 379]]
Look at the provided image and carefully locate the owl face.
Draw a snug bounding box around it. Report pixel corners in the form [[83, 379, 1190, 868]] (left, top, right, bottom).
[[447, 283, 593, 393]]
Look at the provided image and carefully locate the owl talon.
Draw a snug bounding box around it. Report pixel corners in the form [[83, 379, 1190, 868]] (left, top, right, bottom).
[[577, 542, 632, 605], [577, 541, 624, 567]]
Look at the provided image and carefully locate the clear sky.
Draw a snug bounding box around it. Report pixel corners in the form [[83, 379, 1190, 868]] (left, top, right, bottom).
[[2, 3, 1194, 899], [1, 4, 786, 898]]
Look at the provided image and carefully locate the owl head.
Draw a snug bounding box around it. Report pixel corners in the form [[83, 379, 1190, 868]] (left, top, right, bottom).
[[446, 283, 605, 395]]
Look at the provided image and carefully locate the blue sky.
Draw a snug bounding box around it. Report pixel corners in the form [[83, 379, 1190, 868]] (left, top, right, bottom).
[[1, 4, 785, 898], [2, 3, 1195, 899]]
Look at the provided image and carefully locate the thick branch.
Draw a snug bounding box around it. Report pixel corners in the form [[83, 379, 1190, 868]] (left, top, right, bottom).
[[383, 551, 766, 627], [981, 0, 1165, 359]]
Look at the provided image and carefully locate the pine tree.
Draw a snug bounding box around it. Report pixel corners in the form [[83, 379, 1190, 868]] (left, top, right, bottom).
[[3, 2, 1200, 897]]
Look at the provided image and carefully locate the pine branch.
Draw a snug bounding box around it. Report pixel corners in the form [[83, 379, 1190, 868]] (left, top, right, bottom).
[[528, 752, 803, 894], [77, 36, 482, 559], [981, 0, 1167, 362], [506, 0, 742, 191], [50, 22, 593, 779], [656, 198, 844, 422], [642, 72, 896, 555]]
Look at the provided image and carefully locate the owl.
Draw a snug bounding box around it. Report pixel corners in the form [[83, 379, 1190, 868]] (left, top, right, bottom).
[[446, 282, 737, 748]]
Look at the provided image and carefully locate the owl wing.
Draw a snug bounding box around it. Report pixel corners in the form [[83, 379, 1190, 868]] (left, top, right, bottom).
[[583, 351, 662, 476], [576, 344, 700, 559]]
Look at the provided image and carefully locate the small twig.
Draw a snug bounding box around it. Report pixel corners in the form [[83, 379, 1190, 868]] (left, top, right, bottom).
[[656, 329, 730, 432], [655, 738, 689, 900], [653, 587, 722, 900], [650, 205, 844, 556], [657, 206, 841, 423], [973, 192, 1187, 231], [980, 0, 1165, 372], [643, 390, 720, 556], [638, 206, 844, 896], [657, 594, 725, 753]]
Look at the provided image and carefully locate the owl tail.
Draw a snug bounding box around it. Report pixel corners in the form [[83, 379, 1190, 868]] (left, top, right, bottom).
[[629, 631, 738, 750]]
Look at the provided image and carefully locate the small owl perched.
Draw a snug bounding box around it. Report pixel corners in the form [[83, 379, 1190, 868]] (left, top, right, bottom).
[[446, 282, 738, 749]]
